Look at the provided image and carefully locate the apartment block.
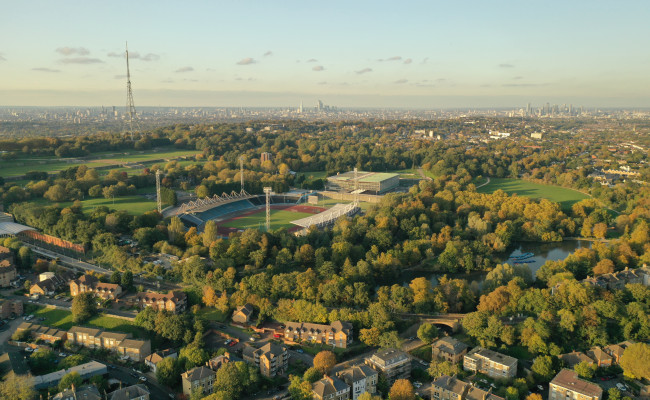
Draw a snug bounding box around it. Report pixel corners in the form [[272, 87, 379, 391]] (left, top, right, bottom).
[[16, 322, 67, 344], [70, 274, 122, 299], [67, 326, 151, 361], [337, 364, 378, 400], [243, 342, 289, 377], [181, 366, 216, 397], [133, 290, 187, 313], [463, 347, 517, 379], [549, 369, 603, 400], [432, 375, 504, 400], [365, 348, 411, 383], [432, 337, 470, 364], [313, 375, 351, 400], [284, 320, 353, 348]]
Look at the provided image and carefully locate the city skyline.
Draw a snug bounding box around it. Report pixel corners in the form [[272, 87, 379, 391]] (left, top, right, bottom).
[[2, 0, 650, 108]]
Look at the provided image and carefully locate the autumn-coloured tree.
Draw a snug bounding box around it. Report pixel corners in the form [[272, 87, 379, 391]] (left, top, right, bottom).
[[313, 351, 336, 374], [592, 223, 608, 239], [593, 259, 615, 275], [202, 286, 218, 307], [389, 379, 415, 400], [620, 343, 650, 380]]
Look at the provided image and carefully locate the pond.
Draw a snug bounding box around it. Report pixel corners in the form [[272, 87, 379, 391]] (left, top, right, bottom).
[[402, 239, 593, 287]]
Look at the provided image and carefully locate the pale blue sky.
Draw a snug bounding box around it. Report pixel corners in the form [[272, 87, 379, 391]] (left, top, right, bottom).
[[1, 1, 649, 107]]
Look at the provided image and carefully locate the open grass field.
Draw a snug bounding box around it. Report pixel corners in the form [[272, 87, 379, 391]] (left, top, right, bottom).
[[297, 171, 329, 180], [221, 209, 315, 230], [32, 194, 160, 215], [477, 178, 590, 209], [0, 148, 199, 178], [32, 307, 146, 338]]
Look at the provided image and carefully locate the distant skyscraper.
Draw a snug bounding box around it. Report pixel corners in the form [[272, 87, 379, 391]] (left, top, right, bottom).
[[299, 101, 303, 114], [317, 100, 324, 111], [526, 103, 531, 115]]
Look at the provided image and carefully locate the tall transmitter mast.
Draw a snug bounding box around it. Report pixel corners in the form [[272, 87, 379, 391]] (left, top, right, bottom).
[[125, 42, 138, 140]]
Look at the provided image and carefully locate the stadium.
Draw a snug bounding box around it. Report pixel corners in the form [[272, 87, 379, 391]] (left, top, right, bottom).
[[176, 190, 359, 235]]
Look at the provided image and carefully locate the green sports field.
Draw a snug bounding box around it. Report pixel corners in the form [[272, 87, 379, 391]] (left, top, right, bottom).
[[32, 307, 146, 338], [221, 209, 315, 230], [477, 178, 590, 209]]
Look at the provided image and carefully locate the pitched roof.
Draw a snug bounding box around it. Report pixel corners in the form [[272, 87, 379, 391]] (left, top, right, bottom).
[[558, 351, 595, 368], [313, 376, 349, 398], [337, 364, 377, 383], [466, 347, 517, 367], [69, 326, 102, 336], [432, 374, 469, 395], [255, 342, 286, 358], [587, 347, 612, 363], [182, 366, 215, 382], [369, 348, 409, 365], [119, 339, 148, 350], [136, 290, 186, 303], [235, 303, 254, 317], [53, 384, 102, 400], [551, 369, 603, 398], [433, 337, 470, 355], [108, 384, 150, 400]]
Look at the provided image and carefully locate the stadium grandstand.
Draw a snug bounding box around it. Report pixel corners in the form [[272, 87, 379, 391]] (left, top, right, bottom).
[[290, 203, 360, 229]]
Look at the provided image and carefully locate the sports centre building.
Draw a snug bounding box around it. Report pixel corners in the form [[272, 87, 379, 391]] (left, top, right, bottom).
[[326, 171, 399, 194]]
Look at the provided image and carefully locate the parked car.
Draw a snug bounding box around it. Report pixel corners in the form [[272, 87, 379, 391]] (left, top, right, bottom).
[[224, 339, 232, 345], [537, 385, 544, 392], [295, 349, 304, 353], [139, 376, 147, 382], [229, 340, 238, 347], [58, 353, 66, 357], [616, 383, 627, 391]]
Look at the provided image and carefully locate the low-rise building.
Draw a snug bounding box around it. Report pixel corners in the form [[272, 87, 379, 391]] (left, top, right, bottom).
[[365, 348, 411, 383], [0, 245, 12, 262], [463, 347, 517, 379], [0, 298, 23, 318], [144, 348, 177, 373], [558, 351, 595, 368], [337, 364, 378, 400], [133, 290, 187, 313], [549, 369, 603, 400], [108, 384, 150, 400], [53, 384, 102, 400], [32, 361, 107, 390], [67, 326, 151, 361], [0, 260, 17, 288], [16, 322, 67, 344], [432, 337, 469, 364], [313, 375, 351, 400], [603, 343, 629, 364], [284, 320, 353, 348], [232, 303, 254, 324], [181, 366, 216, 397], [30, 273, 71, 296], [432, 375, 504, 400], [582, 265, 650, 290], [70, 274, 123, 299], [243, 342, 289, 377]]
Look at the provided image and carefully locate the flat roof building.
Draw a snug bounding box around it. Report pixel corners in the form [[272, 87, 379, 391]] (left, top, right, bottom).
[[327, 171, 399, 194]]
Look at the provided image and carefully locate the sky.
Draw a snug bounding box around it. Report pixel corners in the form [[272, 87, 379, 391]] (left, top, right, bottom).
[[1, 0, 650, 108]]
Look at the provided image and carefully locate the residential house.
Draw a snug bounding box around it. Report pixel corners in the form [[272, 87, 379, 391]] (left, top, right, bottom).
[[603, 343, 628, 364], [284, 320, 353, 348], [337, 364, 378, 400], [116, 339, 151, 362], [70, 275, 122, 300], [558, 351, 595, 368], [133, 291, 187, 313], [144, 349, 177, 374], [15, 322, 67, 344], [432, 337, 470, 364], [0, 245, 13, 263], [432, 375, 504, 400], [232, 303, 254, 324], [463, 347, 517, 379], [0, 260, 17, 288], [365, 348, 411, 383], [549, 369, 603, 400], [53, 384, 102, 400], [0, 298, 23, 318], [586, 347, 612, 367], [313, 375, 351, 400], [67, 326, 103, 348], [181, 366, 216, 397], [30, 273, 72, 296], [108, 384, 150, 400], [582, 265, 650, 290], [243, 342, 289, 377]]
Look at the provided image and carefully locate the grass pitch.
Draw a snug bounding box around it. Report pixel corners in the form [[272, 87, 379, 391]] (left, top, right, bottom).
[[477, 178, 590, 209], [221, 209, 315, 230]]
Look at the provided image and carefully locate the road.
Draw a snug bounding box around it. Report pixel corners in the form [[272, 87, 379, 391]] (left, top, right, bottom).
[[476, 177, 491, 189], [103, 361, 174, 400]]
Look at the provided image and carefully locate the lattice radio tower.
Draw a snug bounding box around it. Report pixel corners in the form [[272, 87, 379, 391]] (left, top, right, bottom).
[[239, 156, 245, 193], [156, 170, 162, 213], [125, 42, 139, 141], [264, 187, 272, 231]]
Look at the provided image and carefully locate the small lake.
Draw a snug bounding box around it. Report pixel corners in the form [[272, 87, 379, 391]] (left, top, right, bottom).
[[402, 240, 593, 287]]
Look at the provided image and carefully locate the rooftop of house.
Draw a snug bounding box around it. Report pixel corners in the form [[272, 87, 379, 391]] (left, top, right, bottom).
[[181, 365, 215, 382], [466, 347, 517, 367], [551, 369, 603, 398], [313, 376, 349, 398], [433, 336, 470, 355]]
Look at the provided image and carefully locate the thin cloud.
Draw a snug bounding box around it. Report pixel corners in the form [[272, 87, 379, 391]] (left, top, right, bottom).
[[403, 58, 412, 64], [263, 51, 273, 57], [394, 79, 408, 84], [356, 68, 372, 74], [312, 65, 324, 71], [33, 67, 61, 73], [306, 58, 318, 63], [386, 56, 402, 61], [60, 57, 103, 64], [0, 54, 6, 62], [318, 81, 327, 85], [237, 57, 256, 65], [108, 51, 160, 61], [499, 63, 515, 68], [175, 66, 194, 73], [513, 76, 523, 80], [56, 47, 90, 56], [502, 83, 545, 87]]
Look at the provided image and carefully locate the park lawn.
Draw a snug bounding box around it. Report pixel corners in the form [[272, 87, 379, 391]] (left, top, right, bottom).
[[0, 148, 199, 178], [32, 307, 145, 338], [222, 209, 315, 230], [409, 345, 433, 362], [390, 168, 419, 178], [80, 196, 159, 215], [477, 178, 590, 209], [195, 307, 227, 323], [297, 171, 329, 180]]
